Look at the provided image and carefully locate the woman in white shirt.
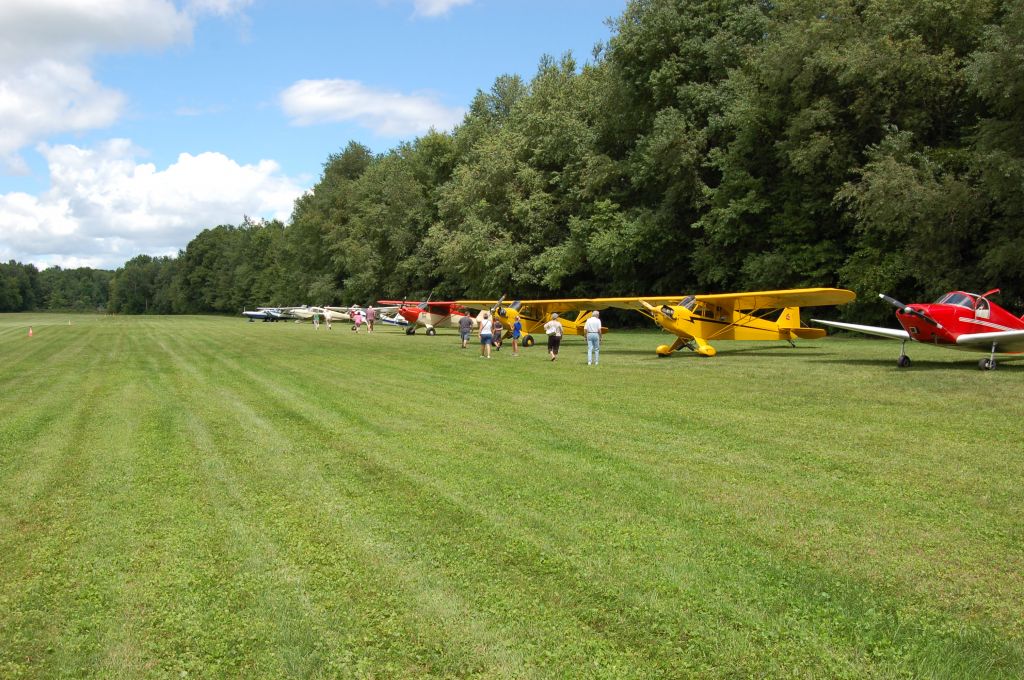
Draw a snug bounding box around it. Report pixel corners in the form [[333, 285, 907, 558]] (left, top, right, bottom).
[[543, 312, 563, 361], [479, 311, 493, 358]]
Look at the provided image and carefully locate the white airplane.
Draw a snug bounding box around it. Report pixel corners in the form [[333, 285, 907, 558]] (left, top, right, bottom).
[[280, 306, 316, 321], [378, 312, 410, 327], [323, 305, 400, 324], [275, 305, 399, 324], [242, 307, 289, 321], [322, 306, 353, 323]]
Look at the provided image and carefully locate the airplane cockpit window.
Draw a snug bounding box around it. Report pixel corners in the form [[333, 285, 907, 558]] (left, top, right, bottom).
[[680, 296, 697, 311], [935, 292, 975, 309]]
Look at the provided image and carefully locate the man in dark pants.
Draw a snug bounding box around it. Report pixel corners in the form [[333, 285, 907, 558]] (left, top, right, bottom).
[[543, 313, 563, 361]]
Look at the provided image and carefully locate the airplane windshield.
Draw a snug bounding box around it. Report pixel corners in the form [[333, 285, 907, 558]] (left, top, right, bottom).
[[680, 296, 697, 311], [935, 292, 975, 309]]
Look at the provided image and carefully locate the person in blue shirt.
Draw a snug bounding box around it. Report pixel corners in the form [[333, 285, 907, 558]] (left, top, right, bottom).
[[511, 317, 523, 357]]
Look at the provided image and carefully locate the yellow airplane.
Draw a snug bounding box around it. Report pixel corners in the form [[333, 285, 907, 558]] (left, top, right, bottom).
[[459, 288, 856, 357]]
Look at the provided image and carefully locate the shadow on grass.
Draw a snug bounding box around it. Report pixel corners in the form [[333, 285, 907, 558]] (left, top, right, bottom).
[[607, 344, 833, 359], [809, 356, 1024, 371]]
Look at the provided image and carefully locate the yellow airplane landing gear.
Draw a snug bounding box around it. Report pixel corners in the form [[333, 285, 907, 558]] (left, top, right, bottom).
[[656, 337, 716, 357]]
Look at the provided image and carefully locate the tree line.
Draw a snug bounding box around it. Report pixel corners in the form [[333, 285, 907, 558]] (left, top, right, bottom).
[[0, 261, 112, 313], [8, 0, 1024, 323]]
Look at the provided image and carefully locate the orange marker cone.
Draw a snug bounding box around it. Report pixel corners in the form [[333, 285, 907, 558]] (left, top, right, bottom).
[[28, 327, 33, 337]]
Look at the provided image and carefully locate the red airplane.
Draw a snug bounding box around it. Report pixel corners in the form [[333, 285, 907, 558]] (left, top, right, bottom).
[[814, 289, 1024, 370], [377, 299, 477, 335]]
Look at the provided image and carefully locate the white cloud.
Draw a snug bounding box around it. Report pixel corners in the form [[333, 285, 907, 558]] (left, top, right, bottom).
[[412, 0, 474, 17], [280, 79, 465, 137], [0, 60, 125, 170], [0, 0, 252, 170], [0, 140, 306, 269], [0, 0, 193, 69]]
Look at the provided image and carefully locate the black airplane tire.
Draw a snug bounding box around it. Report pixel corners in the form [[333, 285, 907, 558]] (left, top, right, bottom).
[[897, 355, 911, 368], [405, 327, 416, 335], [979, 357, 996, 371], [523, 335, 535, 347], [426, 328, 436, 336]]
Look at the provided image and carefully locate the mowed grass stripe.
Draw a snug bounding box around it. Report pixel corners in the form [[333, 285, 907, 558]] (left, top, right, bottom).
[[0, 319, 143, 676], [0, 315, 1021, 677], [152, 322, 533, 676]]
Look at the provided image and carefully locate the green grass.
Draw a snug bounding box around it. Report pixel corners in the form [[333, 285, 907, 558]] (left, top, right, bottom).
[[1, 313, 1022, 678]]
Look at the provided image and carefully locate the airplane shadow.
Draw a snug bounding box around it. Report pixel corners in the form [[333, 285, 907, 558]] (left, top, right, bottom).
[[810, 356, 1024, 371], [606, 344, 1024, 371], [607, 345, 828, 358]]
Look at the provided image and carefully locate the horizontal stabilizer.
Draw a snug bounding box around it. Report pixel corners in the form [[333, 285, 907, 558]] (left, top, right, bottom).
[[791, 327, 826, 339]]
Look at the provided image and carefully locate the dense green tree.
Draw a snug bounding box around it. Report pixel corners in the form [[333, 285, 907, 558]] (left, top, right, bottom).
[[0, 261, 42, 311], [109, 255, 165, 314], [38, 266, 113, 311], [965, 0, 1024, 308], [283, 141, 374, 304]]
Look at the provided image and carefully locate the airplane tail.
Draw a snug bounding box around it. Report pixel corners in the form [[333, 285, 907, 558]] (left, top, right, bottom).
[[778, 306, 826, 339], [776, 307, 801, 329]]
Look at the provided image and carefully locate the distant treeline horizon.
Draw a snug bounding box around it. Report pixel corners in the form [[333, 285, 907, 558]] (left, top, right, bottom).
[[5, 0, 1023, 324]]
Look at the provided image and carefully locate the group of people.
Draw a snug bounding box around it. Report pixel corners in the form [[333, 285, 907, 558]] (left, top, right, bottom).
[[312, 305, 377, 332], [468, 310, 603, 365], [311, 304, 604, 364]]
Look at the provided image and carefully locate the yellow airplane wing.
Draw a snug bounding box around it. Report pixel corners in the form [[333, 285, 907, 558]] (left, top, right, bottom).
[[692, 288, 856, 311], [456, 300, 498, 310], [457, 298, 622, 317], [458, 289, 853, 316], [458, 297, 688, 317]]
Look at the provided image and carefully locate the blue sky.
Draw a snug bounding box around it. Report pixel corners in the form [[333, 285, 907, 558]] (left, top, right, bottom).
[[0, 0, 628, 269]]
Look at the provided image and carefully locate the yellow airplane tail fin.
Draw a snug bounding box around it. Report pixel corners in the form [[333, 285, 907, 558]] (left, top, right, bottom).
[[776, 307, 801, 329], [777, 307, 826, 339]]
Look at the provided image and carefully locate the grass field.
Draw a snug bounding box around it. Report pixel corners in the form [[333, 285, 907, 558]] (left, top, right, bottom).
[[1, 313, 1021, 678]]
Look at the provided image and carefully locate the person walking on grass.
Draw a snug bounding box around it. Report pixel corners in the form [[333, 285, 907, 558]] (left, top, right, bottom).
[[366, 305, 376, 333], [492, 318, 504, 351], [584, 310, 602, 365], [479, 311, 493, 358], [511, 317, 522, 357], [459, 313, 473, 349], [543, 313, 563, 361]]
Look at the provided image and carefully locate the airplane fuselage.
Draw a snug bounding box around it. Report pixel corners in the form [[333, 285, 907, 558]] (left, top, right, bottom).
[[896, 291, 1024, 351], [392, 303, 478, 334], [647, 299, 823, 356]]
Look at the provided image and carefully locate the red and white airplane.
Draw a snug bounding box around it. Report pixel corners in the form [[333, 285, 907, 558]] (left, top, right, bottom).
[[814, 289, 1024, 370], [377, 299, 479, 335]]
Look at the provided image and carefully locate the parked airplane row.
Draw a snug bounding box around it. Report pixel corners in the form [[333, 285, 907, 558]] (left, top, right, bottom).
[[243, 305, 407, 325], [245, 286, 1024, 370]]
